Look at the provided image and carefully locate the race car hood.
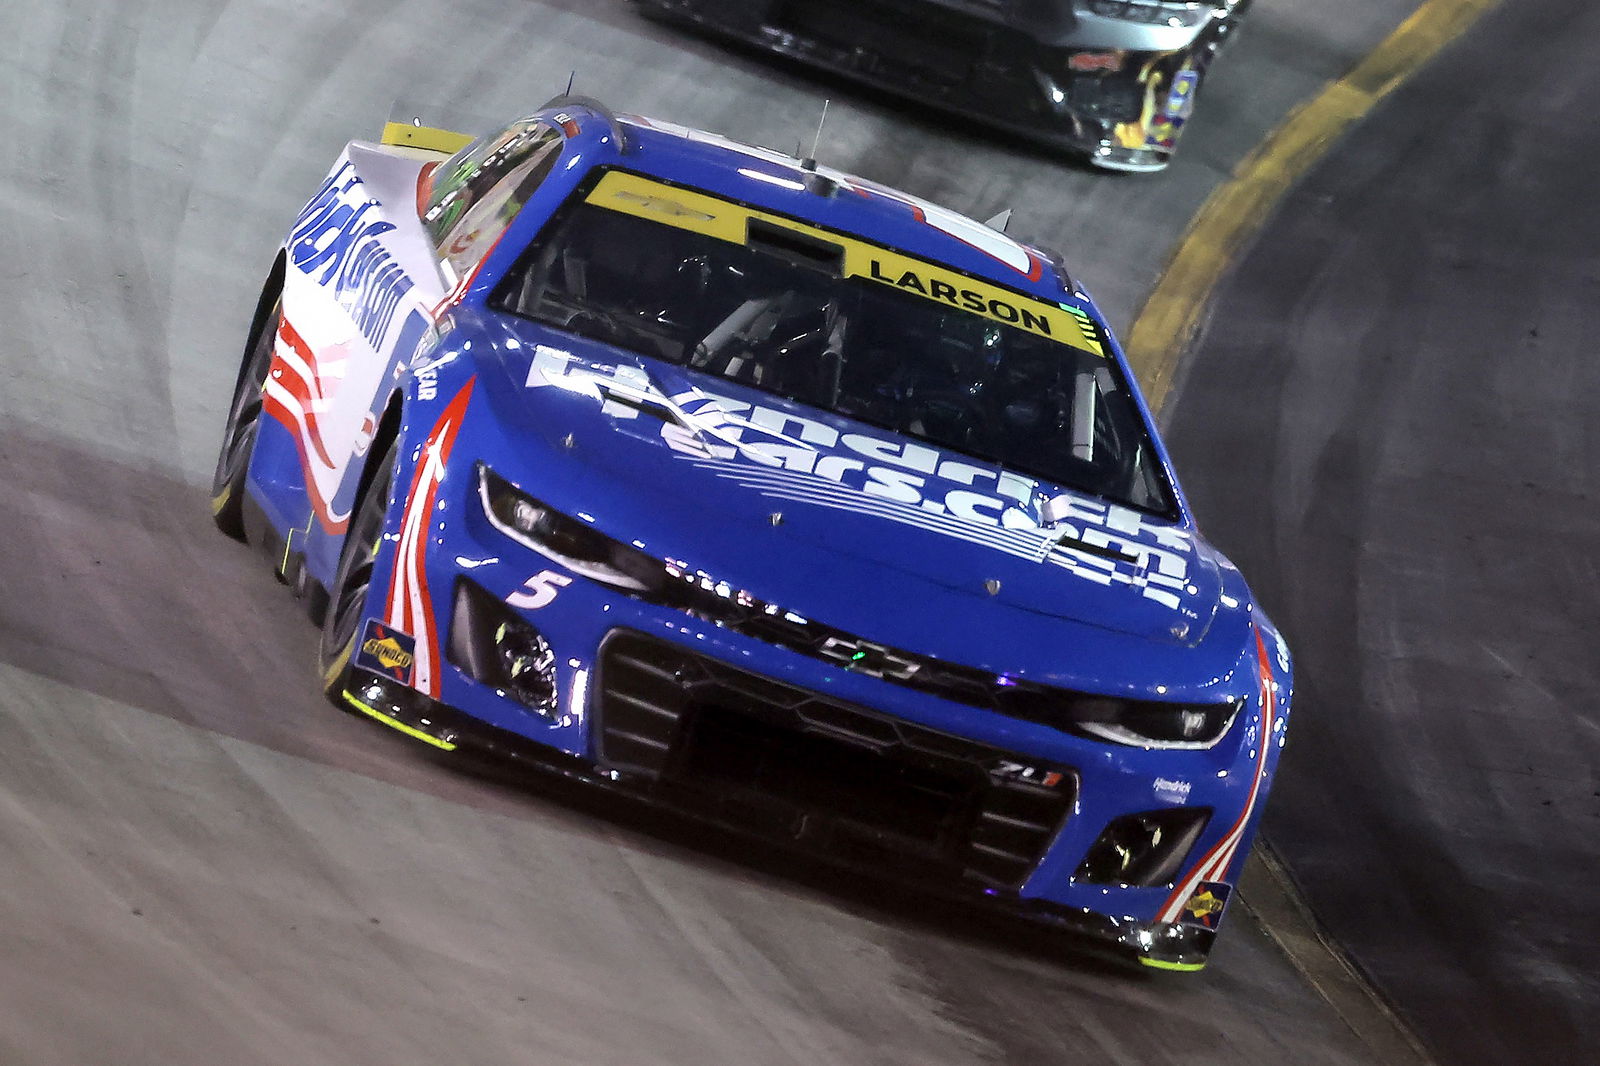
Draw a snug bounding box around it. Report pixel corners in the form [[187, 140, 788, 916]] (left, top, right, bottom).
[[921, 0, 1224, 51], [471, 325, 1231, 659]]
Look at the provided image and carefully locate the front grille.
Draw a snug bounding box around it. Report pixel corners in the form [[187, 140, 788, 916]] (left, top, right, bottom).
[[596, 631, 1075, 889], [1064, 75, 1147, 123]]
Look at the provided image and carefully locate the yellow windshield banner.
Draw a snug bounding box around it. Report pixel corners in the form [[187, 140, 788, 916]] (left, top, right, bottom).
[[585, 170, 1103, 356]]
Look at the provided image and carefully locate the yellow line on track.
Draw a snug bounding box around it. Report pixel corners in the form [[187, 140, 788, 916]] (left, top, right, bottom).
[[1125, 0, 1503, 412]]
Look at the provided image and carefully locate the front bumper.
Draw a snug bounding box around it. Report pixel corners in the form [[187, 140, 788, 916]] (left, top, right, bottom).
[[352, 448, 1273, 972], [339, 648, 1218, 969], [637, 0, 1227, 171]]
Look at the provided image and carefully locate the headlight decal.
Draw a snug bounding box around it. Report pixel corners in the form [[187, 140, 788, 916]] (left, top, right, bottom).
[[477, 464, 665, 594], [1075, 697, 1242, 749]]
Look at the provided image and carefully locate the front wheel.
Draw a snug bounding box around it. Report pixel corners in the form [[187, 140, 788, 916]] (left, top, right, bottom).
[[211, 300, 280, 539], [319, 437, 399, 705]]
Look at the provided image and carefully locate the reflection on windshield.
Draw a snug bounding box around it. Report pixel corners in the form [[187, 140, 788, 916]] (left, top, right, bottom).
[[492, 184, 1175, 516]]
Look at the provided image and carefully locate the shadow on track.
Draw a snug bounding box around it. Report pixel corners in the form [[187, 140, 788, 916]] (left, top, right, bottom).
[[0, 426, 1138, 970]]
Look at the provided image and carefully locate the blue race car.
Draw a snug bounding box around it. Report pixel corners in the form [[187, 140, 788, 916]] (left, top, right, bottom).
[[212, 97, 1292, 971]]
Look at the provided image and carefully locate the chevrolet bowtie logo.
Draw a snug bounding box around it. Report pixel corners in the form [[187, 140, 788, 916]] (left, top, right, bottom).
[[817, 636, 922, 680]]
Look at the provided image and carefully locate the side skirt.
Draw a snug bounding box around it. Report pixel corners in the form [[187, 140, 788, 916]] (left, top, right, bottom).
[[242, 490, 331, 626]]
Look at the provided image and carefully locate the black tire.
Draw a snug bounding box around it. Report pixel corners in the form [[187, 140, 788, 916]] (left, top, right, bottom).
[[211, 299, 280, 539], [318, 436, 399, 705]]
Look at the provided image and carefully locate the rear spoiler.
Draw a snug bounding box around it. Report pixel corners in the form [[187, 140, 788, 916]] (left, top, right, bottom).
[[380, 117, 474, 154], [377, 117, 470, 153], [379, 99, 478, 154]]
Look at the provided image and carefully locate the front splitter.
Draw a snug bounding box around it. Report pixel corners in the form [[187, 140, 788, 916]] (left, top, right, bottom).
[[338, 667, 1215, 971]]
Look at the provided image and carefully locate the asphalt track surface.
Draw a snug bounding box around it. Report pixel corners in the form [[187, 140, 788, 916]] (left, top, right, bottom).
[[0, 1, 1455, 1063], [1165, 1, 1600, 1062]]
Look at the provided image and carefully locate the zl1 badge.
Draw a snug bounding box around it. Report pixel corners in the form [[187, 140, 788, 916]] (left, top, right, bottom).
[[356, 620, 416, 684], [1178, 881, 1231, 931]]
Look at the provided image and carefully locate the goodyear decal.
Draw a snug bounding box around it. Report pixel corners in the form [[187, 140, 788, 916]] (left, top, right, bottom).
[[289, 161, 416, 353], [585, 171, 1102, 356]]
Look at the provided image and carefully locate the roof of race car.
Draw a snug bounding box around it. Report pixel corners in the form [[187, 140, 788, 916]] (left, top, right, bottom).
[[535, 102, 1090, 313], [435, 100, 1186, 522]]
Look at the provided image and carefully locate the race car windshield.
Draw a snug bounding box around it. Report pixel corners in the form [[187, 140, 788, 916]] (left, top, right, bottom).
[[492, 173, 1176, 516]]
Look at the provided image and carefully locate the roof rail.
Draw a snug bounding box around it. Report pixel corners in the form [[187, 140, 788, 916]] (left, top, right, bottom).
[[539, 94, 630, 154], [1033, 244, 1079, 298]]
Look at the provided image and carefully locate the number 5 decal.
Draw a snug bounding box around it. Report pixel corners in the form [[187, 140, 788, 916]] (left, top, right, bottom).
[[507, 570, 572, 609]]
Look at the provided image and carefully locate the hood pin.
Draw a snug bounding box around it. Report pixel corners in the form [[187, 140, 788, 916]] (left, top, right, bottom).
[[769, 512, 784, 527], [985, 579, 1002, 596], [561, 433, 576, 449]]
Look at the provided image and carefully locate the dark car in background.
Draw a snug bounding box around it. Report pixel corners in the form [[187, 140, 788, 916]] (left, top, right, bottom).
[[637, 0, 1251, 171]]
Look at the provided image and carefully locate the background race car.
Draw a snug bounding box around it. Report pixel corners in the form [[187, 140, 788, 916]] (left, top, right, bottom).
[[212, 96, 1292, 971], [635, 0, 1252, 171]]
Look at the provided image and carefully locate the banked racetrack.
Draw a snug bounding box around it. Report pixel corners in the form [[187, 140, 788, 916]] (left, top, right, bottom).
[[0, 1, 1551, 1064], [1165, 0, 1600, 1061]]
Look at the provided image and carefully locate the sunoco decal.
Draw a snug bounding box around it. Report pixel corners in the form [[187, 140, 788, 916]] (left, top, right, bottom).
[[1177, 881, 1230, 931], [356, 619, 417, 685]]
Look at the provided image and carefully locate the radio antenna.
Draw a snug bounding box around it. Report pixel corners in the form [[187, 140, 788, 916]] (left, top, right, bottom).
[[807, 99, 831, 163], [797, 99, 838, 196], [565, 70, 576, 97]]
